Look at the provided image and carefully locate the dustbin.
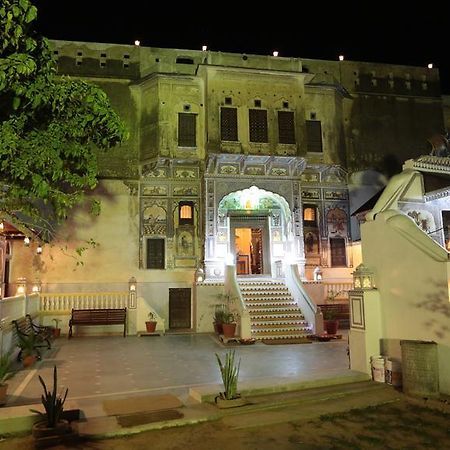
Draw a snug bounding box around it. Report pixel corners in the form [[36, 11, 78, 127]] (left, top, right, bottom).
[[400, 340, 439, 397]]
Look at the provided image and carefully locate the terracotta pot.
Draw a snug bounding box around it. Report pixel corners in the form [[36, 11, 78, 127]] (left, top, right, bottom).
[[22, 354, 37, 368], [222, 323, 237, 338], [0, 384, 7, 406], [145, 321, 157, 333], [53, 328, 61, 338], [213, 322, 223, 335], [324, 320, 339, 335]]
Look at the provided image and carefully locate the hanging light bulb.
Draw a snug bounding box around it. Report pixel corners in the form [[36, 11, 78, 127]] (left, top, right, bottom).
[[0, 222, 4, 231], [24, 236, 30, 246], [36, 245, 43, 254]]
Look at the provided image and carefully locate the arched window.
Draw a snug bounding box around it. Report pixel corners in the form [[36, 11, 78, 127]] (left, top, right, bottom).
[[179, 202, 194, 225], [303, 205, 317, 225]]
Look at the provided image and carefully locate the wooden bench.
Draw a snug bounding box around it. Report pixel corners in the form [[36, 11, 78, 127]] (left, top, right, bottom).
[[318, 303, 350, 329], [12, 315, 53, 360], [69, 308, 127, 338]]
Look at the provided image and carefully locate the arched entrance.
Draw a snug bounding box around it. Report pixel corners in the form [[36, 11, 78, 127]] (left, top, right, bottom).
[[207, 185, 295, 278]]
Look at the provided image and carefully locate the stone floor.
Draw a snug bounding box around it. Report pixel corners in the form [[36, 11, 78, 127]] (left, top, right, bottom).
[[6, 332, 349, 407]]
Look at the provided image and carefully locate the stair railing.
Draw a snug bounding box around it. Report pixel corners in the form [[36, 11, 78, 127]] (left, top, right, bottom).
[[285, 263, 323, 334], [224, 263, 252, 339]]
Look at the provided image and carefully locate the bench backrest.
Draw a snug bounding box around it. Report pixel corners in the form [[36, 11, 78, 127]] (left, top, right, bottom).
[[71, 308, 126, 324], [12, 317, 32, 335]]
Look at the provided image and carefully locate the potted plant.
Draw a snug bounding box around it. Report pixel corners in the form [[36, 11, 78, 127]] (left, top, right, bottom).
[[0, 352, 14, 406], [52, 318, 62, 338], [145, 311, 157, 333], [215, 292, 238, 337], [30, 365, 72, 445], [322, 309, 339, 335], [221, 312, 237, 338], [215, 350, 245, 408], [213, 304, 227, 335], [18, 333, 38, 367]]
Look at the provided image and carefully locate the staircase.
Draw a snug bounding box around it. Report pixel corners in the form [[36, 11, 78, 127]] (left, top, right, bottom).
[[239, 279, 311, 341]]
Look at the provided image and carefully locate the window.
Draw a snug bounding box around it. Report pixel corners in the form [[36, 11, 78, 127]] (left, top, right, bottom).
[[249, 109, 268, 143], [278, 111, 295, 144], [330, 238, 346, 267], [179, 202, 194, 225], [303, 206, 317, 225], [254, 99, 262, 108], [176, 57, 194, 64], [146, 238, 165, 269], [220, 107, 238, 141], [178, 113, 196, 147], [225, 97, 232, 105], [306, 120, 323, 152]]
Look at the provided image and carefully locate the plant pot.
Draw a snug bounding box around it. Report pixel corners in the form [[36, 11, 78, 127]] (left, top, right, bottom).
[[0, 383, 7, 406], [22, 354, 37, 368], [213, 322, 223, 335], [324, 319, 339, 335], [222, 323, 237, 338], [145, 321, 157, 333], [53, 328, 61, 338], [32, 419, 71, 439], [215, 394, 246, 409]]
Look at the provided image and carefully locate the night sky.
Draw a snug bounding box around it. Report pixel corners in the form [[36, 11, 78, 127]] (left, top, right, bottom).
[[34, 1, 450, 94]]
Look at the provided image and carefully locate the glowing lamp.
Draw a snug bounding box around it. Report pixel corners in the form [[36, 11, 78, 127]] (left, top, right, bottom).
[[202, 45, 207, 51], [36, 245, 43, 254], [134, 40, 140, 46], [32, 279, 42, 293], [313, 266, 323, 281], [16, 277, 27, 295], [195, 267, 204, 283], [352, 263, 375, 290], [428, 63, 433, 69], [339, 55, 344, 61], [272, 51, 279, 57], [24, 236, 30, 246], [128, 276, 137, 292], [0, 222, 3, 231]]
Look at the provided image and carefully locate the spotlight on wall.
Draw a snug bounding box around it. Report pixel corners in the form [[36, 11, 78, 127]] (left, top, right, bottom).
[[428, 63, 433, 69], [24, 236, 30, 246], [134, 40, 140, 47], [272, 50, 279, 57], [202, 45, 207, 51], [339, 55, 344, 61], [36, 245, 43, 255]]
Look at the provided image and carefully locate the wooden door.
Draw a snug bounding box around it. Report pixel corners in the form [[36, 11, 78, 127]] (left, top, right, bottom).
[[169, 288, 191, 329], [330, 238, 347, 267]]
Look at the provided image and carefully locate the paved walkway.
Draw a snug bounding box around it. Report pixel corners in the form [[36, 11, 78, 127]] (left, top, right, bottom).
[[7, 333, 350, 407]]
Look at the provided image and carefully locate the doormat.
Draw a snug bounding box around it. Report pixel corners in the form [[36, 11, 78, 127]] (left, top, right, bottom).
[[262, 338, 312, 345], [103, 394, 183, 416], [117, 409, 183, 427]]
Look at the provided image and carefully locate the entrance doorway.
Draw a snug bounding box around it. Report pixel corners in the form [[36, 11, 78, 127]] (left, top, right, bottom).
[[169, 288, 191, 329], [234, 228, 264, 275]]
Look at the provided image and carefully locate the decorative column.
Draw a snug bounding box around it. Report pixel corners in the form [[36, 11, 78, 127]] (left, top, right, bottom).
[[348, 264, 382, 374]]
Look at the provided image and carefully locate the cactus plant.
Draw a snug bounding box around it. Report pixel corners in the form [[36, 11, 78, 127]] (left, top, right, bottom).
[[215, 350, 240, 400], [30, 365, 68, 427]]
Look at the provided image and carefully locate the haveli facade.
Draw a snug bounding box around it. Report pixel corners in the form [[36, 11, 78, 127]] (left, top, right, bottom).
[[1, 40, 446, 331]]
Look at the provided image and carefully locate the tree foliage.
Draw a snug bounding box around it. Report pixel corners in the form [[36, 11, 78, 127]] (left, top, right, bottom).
[[0, 0, 127, 231]]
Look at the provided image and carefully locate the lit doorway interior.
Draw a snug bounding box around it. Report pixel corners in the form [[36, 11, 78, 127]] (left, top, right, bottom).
[[234, 228, 264, 275]]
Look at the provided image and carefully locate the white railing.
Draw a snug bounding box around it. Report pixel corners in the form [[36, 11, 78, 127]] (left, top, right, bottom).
[[40, 291, 128, 311], [323, 281, 353, 302], [224, 264, 251, 339]]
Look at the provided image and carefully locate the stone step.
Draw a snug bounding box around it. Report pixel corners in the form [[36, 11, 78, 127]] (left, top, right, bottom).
[[246, 301, 297, 307], [252, 330, 312, 339], [248, 307, 301, 313], [252, 318, 308, 325], [243, 294, 292, 300], [252, 323, 310, 331], [249, 311, 304, 318]]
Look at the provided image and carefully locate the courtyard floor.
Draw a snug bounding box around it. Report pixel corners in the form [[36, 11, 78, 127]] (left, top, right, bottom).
[[6, 332, 350, 407]]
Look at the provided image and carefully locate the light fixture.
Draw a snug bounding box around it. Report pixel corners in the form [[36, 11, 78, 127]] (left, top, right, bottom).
[[134, 40, 140, 46], [313, 266, 323, 281], [428, 63, 433, 69], [16, 277, 27, 295], [195, 267, 205, 283], [202, 45, 207, 51], [339, 55, 344, 61], [0, 222, 3, 231], [272, 51, 279, 57], [352, 263, 375, 289], [24, 236, 30, 246], [36, 245, 43, 254], [128, 276, 137, 292], [32, 279, 42, 293]]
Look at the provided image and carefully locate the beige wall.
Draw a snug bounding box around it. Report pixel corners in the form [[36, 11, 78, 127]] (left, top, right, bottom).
[[361, 211, 450, 394]]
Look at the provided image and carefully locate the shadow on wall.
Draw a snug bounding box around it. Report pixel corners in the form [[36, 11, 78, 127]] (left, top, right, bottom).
[[415, 279, 450, 340]]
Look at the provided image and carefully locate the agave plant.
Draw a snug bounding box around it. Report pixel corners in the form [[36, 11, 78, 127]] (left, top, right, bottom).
[[30, 365, 68, 428], [215, 350, 240, 400]]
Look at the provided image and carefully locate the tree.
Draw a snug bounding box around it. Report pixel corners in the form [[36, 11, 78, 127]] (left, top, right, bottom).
[[0, 0, 127, 238]]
